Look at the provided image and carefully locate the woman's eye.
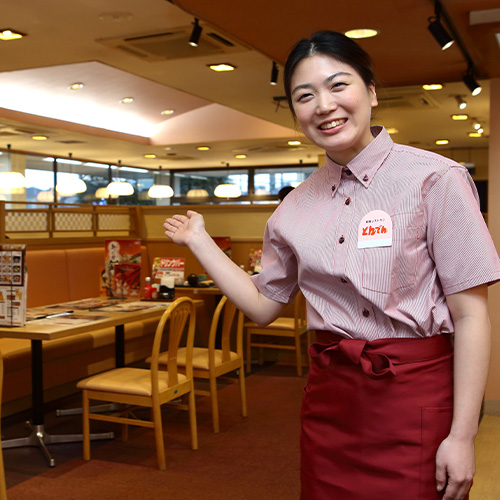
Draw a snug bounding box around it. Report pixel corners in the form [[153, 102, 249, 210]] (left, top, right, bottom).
[[297, 93, 312, 102], [332, 82, 346, 89]]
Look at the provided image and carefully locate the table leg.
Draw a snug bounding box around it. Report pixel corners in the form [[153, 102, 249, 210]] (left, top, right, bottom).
[[2, 340, 114, 467]]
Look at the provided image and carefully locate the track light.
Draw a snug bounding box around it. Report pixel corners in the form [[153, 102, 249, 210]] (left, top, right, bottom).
[[427, 1, 454, 50], [270, 62, 279, 86], [427, 17, 454, 50], [463, 69, 482, 96], [189, 18, 202, 47], [455, 96, 467, 110]]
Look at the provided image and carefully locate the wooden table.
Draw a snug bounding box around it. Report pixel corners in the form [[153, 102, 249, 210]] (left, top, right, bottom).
[[0, 299, 202, 467]]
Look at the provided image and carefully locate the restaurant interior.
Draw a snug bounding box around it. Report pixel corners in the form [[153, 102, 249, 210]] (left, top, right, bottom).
[[0, 0, 499, 498]]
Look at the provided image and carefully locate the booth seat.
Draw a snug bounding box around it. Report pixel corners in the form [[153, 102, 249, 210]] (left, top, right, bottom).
[[0, 246, 158, 416]]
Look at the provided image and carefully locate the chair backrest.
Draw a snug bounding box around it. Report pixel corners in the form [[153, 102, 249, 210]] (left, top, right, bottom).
[[208, 296, 239, 364], [150, 297, 196, 391], [294, 291, 307, 332]]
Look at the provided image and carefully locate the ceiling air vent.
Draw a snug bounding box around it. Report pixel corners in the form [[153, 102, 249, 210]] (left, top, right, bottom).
[[378, 87, 441, 109], [97, 25, 248, 62]]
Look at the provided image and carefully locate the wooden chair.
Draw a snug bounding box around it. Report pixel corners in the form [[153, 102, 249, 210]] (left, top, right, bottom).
[[245, 290, 310, 376], [154, 296, 247, 433], [0, 352, 7, 500], [77, 297, 198, 470]]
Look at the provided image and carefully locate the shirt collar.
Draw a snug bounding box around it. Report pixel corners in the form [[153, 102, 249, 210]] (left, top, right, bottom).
[[325, 126, 393, 193]]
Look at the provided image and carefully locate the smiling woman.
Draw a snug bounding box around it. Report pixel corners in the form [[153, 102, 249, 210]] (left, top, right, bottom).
[[163, 30, 499, 500]]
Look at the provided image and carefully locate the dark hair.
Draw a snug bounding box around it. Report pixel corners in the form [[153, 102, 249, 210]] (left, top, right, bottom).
[[278, 185, 295, 201], [284, 31, 375, 117]]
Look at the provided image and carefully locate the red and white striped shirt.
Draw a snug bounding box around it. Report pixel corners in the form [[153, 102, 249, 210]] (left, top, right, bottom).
[[252, 126, 500, 340]]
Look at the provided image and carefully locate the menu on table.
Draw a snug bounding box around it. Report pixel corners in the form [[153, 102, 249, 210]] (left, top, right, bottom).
[[0, 244, 27, 327]]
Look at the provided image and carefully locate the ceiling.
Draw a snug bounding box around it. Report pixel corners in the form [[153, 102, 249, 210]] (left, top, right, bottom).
[[0, 0, 498, 171]]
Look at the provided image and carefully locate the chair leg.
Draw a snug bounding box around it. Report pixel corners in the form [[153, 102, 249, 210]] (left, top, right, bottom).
[[295, 335, 303, 376], [239, 362, 248, 418], [188, 389, 198, 450], [246, 330, 252, 374], [121, 422, 129, 441], [82, 390, 90, 461], [152, 401, 166, 471], [209, 374, 220, 433]]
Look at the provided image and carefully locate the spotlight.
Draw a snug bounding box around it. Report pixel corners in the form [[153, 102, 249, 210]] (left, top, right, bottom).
[[427, 2, 454, 51], [189, 18, 202, 47], [463, 70, 482, 96], [270, 62, 278, 86], [455, 96, 467, 110], [427, 15, 454, 50]]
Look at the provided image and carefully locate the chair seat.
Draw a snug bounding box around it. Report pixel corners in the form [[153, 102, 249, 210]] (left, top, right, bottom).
[[77, 367, 185, 397], [245, 317, 295, 331], [149, 348, 239, 370]]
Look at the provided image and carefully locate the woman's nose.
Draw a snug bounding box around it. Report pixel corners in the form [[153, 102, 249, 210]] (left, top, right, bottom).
[[316, 92, 336, 114]]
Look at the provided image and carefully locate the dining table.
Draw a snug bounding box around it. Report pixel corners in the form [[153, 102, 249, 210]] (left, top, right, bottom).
[[0, 298, 203, 467]]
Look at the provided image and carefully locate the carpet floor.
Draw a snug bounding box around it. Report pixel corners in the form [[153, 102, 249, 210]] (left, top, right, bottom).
[[5, 366, 304, 499]]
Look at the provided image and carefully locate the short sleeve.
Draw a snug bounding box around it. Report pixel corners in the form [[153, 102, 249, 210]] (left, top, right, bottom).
[[251, 209, 300, 304], [425, 166, 500, 295]]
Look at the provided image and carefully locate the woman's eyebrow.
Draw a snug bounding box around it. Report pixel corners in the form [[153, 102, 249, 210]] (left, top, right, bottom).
[[324, 71, 352, 84]]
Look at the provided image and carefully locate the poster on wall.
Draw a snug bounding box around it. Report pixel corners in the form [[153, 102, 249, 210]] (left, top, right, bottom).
[[0, 244, 27, 326], [102, 239, 142, 298]]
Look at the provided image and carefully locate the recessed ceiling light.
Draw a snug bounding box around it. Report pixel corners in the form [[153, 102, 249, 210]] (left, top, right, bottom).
[[32, 135, 48, 141], [385, 127, 399, 134], [144, 154, 157, 159], [344, 28, 379, 39], [208, 63, 236, 72], [234, 154, 247, 159], [0, 29, 25, 41], [197, 146, 210, 151], [69, 82, 84, 90], [451, 114, 469, 120], [422, 84, 444, 90], [473, 121, 482, 130], [288, 140, 302, 146], [468, 132, 482, 138], [161, 109, 175, 115], [477, 127, 484, 134], [435, 139, 449, 145], [120, 97, 134, 104]]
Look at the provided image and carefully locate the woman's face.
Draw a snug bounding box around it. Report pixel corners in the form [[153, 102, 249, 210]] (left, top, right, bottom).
[[290, 54, 378, 166]]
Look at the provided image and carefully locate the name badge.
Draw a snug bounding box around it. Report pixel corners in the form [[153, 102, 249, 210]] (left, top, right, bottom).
[[358, 210, 392, 249]]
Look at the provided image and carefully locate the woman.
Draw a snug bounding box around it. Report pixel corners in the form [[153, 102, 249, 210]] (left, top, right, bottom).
[[164, 31, 500, 499]]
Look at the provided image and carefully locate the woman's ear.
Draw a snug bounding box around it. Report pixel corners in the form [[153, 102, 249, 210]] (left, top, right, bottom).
[[369, 81, 378, 108]]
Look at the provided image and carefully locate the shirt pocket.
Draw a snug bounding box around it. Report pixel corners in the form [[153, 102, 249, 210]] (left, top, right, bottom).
[[361, 214, 422, 294]]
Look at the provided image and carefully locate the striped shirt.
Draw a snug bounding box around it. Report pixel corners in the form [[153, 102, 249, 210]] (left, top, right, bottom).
[[252, 126, 500, 340]]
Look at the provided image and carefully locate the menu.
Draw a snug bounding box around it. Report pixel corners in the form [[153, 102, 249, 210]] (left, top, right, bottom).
[[0, 244, 27, 326]]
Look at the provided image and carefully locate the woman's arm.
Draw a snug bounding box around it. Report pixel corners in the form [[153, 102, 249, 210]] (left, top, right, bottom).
[[164, 210, 286, 325], [436, 284, 491, 500]]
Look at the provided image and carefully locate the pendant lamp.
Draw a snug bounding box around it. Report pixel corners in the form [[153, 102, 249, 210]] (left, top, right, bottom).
[[0, 145, 26, 191], [106, 160, 134, 196], [148, 166, 174, 198], [214, 163, 241, 199], [55, 153, 87, 196]]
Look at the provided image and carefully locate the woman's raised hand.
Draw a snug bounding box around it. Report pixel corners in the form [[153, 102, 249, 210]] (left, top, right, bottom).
[[163, 210, 205, 247]]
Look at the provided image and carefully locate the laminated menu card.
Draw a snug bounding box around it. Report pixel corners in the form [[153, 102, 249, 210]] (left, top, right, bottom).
[[0, 244, 27, 326]]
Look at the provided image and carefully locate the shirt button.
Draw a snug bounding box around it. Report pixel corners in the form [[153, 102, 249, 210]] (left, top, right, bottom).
[[363, 174, 369, 181], [339, 236, 345, 244], [345, 198, 351, 205], [362, 308, 370, 317], [346, 169, 352, 176], [340, 277, 348, 283]]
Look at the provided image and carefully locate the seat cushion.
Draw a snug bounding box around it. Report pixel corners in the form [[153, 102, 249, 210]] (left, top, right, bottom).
[[77, 367, 185, 396], [245, 317, 295, 330]]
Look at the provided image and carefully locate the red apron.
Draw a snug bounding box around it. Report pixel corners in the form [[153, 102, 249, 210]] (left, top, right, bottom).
[[300, 332, 469, 500]]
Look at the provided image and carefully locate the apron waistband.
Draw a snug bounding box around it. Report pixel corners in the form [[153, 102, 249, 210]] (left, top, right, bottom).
[[310, 331, 453, 378]]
